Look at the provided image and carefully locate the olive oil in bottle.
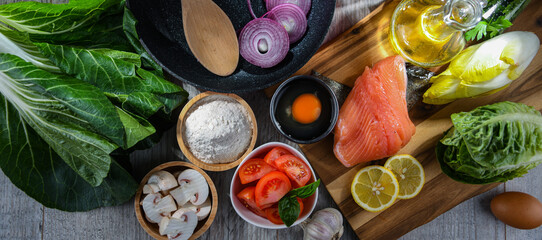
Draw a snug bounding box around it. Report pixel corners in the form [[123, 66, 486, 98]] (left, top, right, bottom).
[[389, 0, 484, 67]]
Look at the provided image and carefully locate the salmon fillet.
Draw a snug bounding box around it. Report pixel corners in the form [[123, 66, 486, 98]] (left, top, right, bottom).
[[333, 56, 415, 167]]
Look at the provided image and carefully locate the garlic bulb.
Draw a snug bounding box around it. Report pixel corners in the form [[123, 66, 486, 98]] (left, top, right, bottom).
[[301, 208, 344, 240]]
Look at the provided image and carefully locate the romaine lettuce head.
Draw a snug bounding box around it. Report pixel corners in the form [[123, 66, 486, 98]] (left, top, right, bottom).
[[437, 101, 542, 184]]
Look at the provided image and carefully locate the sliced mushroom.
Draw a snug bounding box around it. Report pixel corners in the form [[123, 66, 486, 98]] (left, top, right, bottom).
[[159, 210, 198, 240], [141, 193, 177, 223], [143, 184, 161, 194], [170, 169, 209, 206], [179, 197, 211, 221], [147, 171, 178, 191]]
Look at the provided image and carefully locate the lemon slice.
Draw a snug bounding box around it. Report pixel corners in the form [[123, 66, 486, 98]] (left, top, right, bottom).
[[384, 154, 425, 199], [351, 166, 399, 212]]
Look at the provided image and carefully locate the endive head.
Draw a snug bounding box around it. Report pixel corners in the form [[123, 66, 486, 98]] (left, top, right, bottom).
[[423, 31, 540, 105]]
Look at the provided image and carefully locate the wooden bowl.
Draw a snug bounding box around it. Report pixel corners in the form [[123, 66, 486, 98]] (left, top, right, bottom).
[[176, 92, 258, 171], [134, 161, 218, 240]]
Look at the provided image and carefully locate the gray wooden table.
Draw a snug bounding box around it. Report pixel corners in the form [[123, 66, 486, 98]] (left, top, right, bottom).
[[1, 0, 542, 239]]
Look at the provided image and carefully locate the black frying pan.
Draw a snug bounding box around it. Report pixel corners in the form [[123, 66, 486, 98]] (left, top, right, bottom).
[[126, 0, 336, 93]]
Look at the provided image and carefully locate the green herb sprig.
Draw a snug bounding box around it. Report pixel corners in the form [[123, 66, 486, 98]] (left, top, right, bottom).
[[278, 179, 321, 227]]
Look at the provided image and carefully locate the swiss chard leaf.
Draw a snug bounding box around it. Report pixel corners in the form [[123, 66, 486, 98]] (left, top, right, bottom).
[[0, 53, 119, 186], [35, 43, 187, 118], [0, 94, 137, 211], [0, 25, 60, 73], [0, 0, 124, 35], [122, 7, 162, 72]]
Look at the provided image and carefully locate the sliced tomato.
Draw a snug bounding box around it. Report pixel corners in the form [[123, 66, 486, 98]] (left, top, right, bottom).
[[274, 155, 312, 188], [263, 147, 291, 167], [265, 198, 304, 225], [238, 158, 277, 184], [237, 187, 267, 218], [255, 171, 291, 208], [265, 205, 283, 224], [297, 197, 304, 217]]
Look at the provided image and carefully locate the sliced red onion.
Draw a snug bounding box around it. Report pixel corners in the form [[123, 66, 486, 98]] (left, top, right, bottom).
[[266, 0, 312, 15], [268, 4, 307, 43], [239, 18, 290, 68]]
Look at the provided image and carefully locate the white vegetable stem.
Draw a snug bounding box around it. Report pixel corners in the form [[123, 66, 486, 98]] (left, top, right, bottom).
[[301, 208, 344, 240], [170, 169, 209, 206]]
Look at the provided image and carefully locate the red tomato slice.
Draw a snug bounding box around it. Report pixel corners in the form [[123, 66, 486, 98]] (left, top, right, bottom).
[[265, 205, 283, 224], [297, 197, 304, 217], [238, 158, 277, 184], [237, 187, 267, 218], [274, 155, 312, 188], [263, 147, 291, 166], [265, 198, 304, 225], [255, 171, 292, 208]]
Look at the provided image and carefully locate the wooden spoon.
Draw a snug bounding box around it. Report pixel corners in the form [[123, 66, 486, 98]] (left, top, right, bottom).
[[182, 0, 239, 76]]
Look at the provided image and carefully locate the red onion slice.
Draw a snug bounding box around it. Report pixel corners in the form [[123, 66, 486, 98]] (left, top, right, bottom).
[[266, 0, 311, 15], [268, 4, 307, 43], [239, 18, 290, 68]]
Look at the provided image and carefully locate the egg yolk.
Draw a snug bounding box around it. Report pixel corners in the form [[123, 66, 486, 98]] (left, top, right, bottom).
[[292, 93, 321, 124]]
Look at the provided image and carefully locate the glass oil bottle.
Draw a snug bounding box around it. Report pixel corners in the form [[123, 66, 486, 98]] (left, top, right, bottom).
[[389, 0, 485, 67]]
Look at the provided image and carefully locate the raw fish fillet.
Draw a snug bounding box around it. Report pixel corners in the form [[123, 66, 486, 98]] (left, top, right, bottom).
[[333, 56, 415, 167]]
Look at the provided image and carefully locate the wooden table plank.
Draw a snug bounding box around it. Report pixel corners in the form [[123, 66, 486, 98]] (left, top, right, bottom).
[[0, 0, 541, 240]]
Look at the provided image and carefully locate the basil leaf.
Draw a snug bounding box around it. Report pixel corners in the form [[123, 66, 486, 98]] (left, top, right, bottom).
[[278, 196, 300, 227], [290, 179, 320, 198]]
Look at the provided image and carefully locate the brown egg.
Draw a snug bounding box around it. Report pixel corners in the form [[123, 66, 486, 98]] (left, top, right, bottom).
[[490, 191, 542, 229]]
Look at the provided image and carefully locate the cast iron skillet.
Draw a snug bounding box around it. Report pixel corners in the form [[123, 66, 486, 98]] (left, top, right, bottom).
[[126, 0, 336, 93]]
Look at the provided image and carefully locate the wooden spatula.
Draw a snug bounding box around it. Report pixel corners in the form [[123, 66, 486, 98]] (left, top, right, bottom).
[[182, 0, 239, 77]]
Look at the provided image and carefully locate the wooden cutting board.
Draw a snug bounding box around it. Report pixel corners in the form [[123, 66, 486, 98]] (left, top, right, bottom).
[[293, 0, 542, 239]]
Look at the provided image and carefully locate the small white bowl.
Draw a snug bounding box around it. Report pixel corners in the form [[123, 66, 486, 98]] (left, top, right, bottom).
[[230, 142, 318, 229]]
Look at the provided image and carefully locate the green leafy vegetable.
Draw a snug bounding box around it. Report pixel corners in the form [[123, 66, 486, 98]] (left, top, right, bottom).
[[278, 179, 320, 227], [465, 0, 530, 41], [0, 95, 137, 211], [0, 0, 124, 35], [0, 25, 60, 72], [423, 31, 540, 105], [35, 43, 186, 118], [0, 0, 187, 211], [0, 53, 119, 186], [437, 101, 542, 184]]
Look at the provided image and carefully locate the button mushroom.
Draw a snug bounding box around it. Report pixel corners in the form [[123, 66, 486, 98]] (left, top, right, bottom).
[[141, 193, 177, 223], [159, 209, 198, 240], [147, 171, 178, 191], [170, 169, 209, 206], [143, 184, 161, 194], [179, 198, 211, 221]]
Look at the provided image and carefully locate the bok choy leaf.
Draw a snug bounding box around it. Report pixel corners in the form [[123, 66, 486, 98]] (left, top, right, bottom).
[[36, 43, 186, 118], [0, 94, 137, 211]]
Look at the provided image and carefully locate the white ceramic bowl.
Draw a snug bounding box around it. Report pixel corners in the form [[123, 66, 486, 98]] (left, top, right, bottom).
[[230, 142, 318, 229]]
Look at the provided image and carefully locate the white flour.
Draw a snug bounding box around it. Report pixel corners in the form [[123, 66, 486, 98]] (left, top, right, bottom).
[[184, 100, 253, 163]]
